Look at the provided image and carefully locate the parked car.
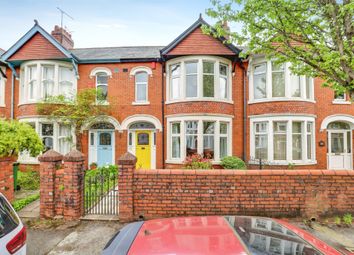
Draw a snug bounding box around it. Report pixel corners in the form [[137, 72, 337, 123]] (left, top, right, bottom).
[[103, 215, 351, 255], [0, 193, 26, 255]]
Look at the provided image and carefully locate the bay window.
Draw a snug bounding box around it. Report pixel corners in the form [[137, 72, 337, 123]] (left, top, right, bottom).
[[203, 61, 215, 97], [250, 59, 314, 101], [41, 65, 55, 98], [203, 121, 215, 159], [251, 117, 315, 164], [167, 116, 232, 163], [254, 122, 268, 160], [0, 68, 5, 106], [18, 119, 73, 163], [171, 123, 181, 159], [20, 61, 76, 104], [219, 123, 228, 159], [273, 122, 287, 160], [254, 63, 267, 99], [167, 56, 231, 102], [272, 63, 285, 97], [186, 62, 198, 98], [170, 64, 181, 100]]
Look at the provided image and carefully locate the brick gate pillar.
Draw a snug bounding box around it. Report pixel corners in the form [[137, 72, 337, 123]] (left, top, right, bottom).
[[0, 157, 16, 202], [117, 152, 137, 223], [38, 150, 63, 219], [63, 150, 85, 220]]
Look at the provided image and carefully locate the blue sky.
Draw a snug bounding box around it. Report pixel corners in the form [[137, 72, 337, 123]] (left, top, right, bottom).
[[0, 0, 239, 50]]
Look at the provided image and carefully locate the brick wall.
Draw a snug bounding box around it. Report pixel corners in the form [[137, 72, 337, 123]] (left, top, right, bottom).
[[118, 154, 354, 222], [0, 157, 15, 201]]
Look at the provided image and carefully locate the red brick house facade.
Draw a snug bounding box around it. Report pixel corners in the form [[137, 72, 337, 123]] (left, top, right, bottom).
[[1, 17, 353, 170]]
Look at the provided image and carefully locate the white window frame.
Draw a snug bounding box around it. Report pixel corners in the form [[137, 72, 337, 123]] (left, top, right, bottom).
[[133, 71, 150, 105], [18, 118, 74, 164], [170, 63, 181, 100], [166, 56, 232, 104], [166, 115, 232, 164], [171, 122, 181, 159], [333, 91, 351, 104], [250, 115, 316, 165], [249, 58, 315, 103], [95, 72, 109, 104], [19, 60, 77, 105]]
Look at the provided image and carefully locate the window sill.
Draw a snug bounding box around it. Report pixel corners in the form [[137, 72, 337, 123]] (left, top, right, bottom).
[[0, 104, 5, 107], [332, 100, 351, 105], [165, 159, 222, 165], [166, 98, 234, 105], [248, 98, 316, 104], [132, 101, 150, 105], [17, 160, 39, 165], [96, 101, 110, 106], [248, 160, 317, 166]]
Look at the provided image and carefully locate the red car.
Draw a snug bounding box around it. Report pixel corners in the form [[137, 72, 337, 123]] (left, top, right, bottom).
[[102, 216, 351, 255]]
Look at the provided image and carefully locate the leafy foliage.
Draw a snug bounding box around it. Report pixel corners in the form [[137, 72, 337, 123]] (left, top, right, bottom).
[[343, 213, 353, 226], [183, 154, 213, 169], [85, 164, 118, 178], [220, 156, 247, 169], [17, 170, 40, 190], [36, 88, 111, 151], [11, 193, 40, 212], [0, 120, 43, 157], [206, 0, 354, 96]]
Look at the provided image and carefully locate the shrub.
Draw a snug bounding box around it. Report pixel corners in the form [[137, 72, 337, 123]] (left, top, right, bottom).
[[85, 164, 118, 178], [17, 170, 40, 190], [220, 156, 247, 169], [183, 154, 212, 169], [343, 213, 353, 226], [0, 120, 43, 157]]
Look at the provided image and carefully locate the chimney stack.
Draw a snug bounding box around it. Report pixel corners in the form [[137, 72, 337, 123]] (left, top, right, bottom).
[[222, 21, 230, 40], [51, 25, 74, 49]]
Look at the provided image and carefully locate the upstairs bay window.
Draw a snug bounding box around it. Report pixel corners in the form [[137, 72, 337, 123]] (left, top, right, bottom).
[[167, 57, 231, 102], [0, 68, 5, 106], [250, 116, 315, 164], [167, 116, 232, 163], [250, 59, 314, 102], [20, 61, 76, 104]]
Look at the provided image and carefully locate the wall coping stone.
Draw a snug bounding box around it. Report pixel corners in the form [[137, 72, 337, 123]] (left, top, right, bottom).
[[38, 150, 63, 162], [118, 152, 137, 165], [134, 169, 354, 176], [63, 149, 85, 162]]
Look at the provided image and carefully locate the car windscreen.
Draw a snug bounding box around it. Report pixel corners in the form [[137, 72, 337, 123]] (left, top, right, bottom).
[[0, 196, 19, 238], [225, 216, 323, 255]]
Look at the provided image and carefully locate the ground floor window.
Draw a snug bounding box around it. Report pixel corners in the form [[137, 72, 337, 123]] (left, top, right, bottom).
[[251, 116, 315, 164], [167, 116, 232, 162], [18, 119, 73, 163]]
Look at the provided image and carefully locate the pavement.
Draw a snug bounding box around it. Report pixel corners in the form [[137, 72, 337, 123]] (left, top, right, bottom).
[[18, 199, 40, 219], [25, 220, 124, 255]]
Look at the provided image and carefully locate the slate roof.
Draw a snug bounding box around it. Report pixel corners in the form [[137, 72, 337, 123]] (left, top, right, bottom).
[[70, 46, 163, 61]]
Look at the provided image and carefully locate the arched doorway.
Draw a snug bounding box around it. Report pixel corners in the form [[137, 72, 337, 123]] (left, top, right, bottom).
[[128, 122, 156, 169], [88, 122, 115, 167], [327, 121, 353, 170]]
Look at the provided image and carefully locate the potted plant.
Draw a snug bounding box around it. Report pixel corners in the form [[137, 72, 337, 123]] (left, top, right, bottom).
[[89, 162, 98, 170]]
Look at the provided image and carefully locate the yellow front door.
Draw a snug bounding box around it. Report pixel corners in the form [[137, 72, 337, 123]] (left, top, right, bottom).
[[135, 131, 151, 169]]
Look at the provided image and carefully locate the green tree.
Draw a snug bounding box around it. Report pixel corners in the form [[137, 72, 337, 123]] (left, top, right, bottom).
[[206, 0, 354, 97], [0, 120, 43, 157], [37, 88, 111, 151]]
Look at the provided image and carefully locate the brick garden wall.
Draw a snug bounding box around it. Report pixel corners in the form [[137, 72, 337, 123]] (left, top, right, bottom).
[[118, 154, 354, 222], [0, 157, 15, 201]]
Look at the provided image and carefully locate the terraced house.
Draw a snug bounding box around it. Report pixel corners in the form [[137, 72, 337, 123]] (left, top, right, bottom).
[[0, 17, 353, 170]]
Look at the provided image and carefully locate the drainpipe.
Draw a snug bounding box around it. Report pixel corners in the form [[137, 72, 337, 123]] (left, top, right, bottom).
[[160, 57, 165, 168], [239, 61, 247, 162], [7, 63, 18, 120]]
